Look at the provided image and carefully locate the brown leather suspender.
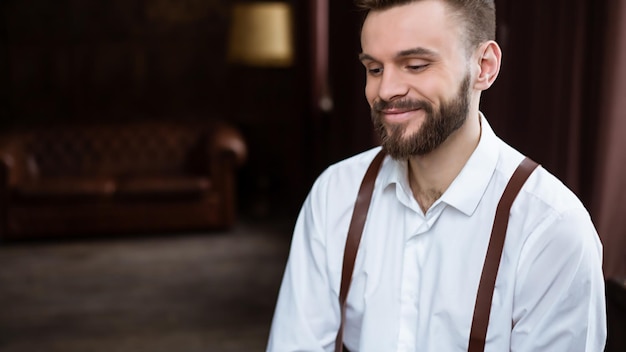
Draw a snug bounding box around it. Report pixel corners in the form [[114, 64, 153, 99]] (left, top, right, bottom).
[[334, 149, 539, 352], [467, 157, 539, 351], [334, 149, 387, 352]]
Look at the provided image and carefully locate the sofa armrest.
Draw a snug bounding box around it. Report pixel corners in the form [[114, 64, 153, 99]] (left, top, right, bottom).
[[203, 122, 247, 227], [0, 137, 30, 187], [0, 150, 9, 186], [209, 123, 248, 167], [0, 153, 6, 239], [0, 137, 24, 239]]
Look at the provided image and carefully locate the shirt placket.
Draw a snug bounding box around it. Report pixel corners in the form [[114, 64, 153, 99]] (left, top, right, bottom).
[[397, 202, 446, 352]]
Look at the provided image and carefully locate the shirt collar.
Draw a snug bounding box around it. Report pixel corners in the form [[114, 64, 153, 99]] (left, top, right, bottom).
[[377, 113, 500, 216], [440, 113, 499, 215]]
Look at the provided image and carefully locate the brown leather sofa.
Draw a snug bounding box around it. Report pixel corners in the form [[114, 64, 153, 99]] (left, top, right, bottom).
[[0, 119, 247, 240]]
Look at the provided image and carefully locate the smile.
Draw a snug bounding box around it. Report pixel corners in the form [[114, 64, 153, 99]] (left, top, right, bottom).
[[380, 108, 423, 123]]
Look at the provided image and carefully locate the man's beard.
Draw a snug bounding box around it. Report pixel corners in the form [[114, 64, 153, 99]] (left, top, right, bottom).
[[371, 73, 471, 160]]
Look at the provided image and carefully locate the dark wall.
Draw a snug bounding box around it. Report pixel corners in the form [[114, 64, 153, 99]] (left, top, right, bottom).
[[325, 2, 375, 164], [2, 0, 233, 124], [0, 0, 308, 219]]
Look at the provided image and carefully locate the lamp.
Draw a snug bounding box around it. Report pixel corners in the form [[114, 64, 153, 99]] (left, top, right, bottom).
[[227, 2, 294, 67]]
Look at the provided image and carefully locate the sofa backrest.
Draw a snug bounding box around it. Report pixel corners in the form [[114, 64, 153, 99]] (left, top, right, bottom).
[[14, 120, 215, 178]]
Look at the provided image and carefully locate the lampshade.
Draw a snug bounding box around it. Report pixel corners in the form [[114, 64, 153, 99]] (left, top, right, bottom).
[[227, 2, 294, 67]]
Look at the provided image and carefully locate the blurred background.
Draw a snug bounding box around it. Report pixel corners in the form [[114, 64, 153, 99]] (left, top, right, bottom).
[[0, 0, 625, 351]]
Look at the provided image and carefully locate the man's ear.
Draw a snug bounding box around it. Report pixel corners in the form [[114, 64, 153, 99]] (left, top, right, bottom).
[[473, 41, 502, 91]]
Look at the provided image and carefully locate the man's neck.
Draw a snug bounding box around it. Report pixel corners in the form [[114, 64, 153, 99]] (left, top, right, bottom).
[[408, 113, 482, 213]]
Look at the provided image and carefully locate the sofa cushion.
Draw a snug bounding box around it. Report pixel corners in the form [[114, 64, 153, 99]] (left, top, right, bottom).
[[116, 176, 211, 200], [12, 177, 116, 201]]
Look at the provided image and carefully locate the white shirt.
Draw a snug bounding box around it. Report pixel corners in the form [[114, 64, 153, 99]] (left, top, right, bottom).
[[267, 116, 606, 352]]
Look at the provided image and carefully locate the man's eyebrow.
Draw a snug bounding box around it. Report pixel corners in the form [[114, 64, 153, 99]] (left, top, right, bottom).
[[358, 47, 440, 62], [358, 53, 376, 62], [397, 47, 440, 58]]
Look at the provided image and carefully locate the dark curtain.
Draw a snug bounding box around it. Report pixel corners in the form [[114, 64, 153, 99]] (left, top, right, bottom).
[[484, 0, 625, 279], [483, 0, 602, 196], [591, 0, 626, 280]]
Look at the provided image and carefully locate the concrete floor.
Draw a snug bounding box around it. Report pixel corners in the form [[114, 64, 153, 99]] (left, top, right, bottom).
[[0, 218, 293, 352]]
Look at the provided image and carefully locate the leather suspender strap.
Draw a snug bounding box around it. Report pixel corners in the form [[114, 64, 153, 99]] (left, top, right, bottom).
[[335, 149, 387, 352], [335, 152, 539, 352], [468, 157, 539, 352]]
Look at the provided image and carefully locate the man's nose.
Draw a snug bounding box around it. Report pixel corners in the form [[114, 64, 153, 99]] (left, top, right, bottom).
[[377, 67, 409, 102]]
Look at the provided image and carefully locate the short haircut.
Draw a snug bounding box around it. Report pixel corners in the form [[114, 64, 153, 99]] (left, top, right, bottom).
[[355, 0, 496, 51]]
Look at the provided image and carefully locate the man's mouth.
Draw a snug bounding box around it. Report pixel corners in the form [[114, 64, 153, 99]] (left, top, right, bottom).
[[380, 107, 420, 114], [378, 108, 422, 123]]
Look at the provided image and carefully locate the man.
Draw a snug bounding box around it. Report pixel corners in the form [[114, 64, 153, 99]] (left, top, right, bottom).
[[267, 0, 607, 351]]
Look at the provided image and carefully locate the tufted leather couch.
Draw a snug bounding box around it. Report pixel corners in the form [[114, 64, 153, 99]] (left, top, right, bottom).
[[0, 119, 247, 240]]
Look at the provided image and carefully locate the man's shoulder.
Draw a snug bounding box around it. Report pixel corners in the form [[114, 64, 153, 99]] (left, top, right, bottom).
[[494, 142, 586, 215], [522, 164, 587, 215], [494, 149, 598, 256]]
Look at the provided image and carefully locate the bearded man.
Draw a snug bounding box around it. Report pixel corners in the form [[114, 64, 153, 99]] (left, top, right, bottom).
[[267, 1, 607, 351]]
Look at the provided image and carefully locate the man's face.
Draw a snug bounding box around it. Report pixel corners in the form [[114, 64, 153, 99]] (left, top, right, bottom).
[[360, 0, 473, 159]]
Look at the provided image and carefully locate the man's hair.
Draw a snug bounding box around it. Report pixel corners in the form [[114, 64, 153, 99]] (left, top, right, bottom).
[[355, 0, 496, 51]]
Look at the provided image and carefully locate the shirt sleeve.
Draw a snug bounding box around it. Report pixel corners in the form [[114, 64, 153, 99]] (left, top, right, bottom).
[[266, 176, 342, 352], [510, 207, 607, 351]]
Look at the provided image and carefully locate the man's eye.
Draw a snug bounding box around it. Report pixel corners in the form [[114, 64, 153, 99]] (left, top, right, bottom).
[[367, 67, 383, 76], [407, 64, 428, 71]]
